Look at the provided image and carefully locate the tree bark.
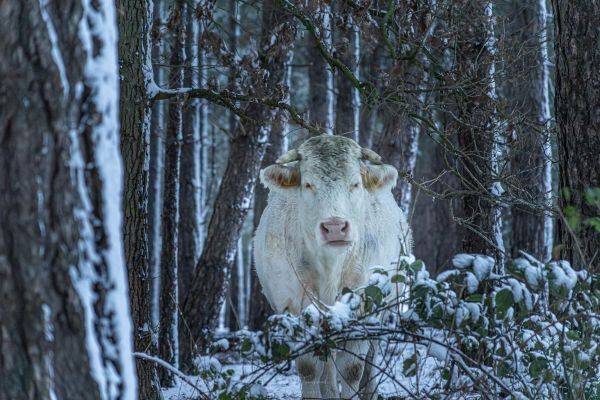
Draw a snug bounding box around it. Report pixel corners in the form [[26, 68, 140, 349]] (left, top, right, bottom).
[[159, 0, 186, 386], [449, 1, 501, 257], [178, 0, 202, 315], [180, 0, 296, 367], [0, 1, 135, 398], [552, 0, 600, 270], [504, 0, 553, 260], [117, 0, 162, 397]]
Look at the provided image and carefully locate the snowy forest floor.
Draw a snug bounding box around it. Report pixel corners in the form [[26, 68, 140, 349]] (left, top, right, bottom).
[[162, 342, 444, 399]]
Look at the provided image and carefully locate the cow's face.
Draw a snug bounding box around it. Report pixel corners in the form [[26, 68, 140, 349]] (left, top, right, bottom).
[[261, 135, 398, 254]]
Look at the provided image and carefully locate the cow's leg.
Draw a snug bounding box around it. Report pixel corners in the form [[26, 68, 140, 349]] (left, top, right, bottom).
[[319, 356, 339, 399], [296, 354, 323, 399], [337, 340, 370, 399], [358, 342, 378, 400]]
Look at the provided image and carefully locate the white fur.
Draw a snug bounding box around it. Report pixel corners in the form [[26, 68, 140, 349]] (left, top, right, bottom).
[[254, 137, 412, 399]]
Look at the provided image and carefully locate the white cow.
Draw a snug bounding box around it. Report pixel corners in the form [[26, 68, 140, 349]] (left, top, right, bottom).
[[254, 135, 412, 399]]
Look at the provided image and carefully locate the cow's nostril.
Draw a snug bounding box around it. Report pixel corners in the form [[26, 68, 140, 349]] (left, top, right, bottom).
[[341, 222, 348, 233], [320, 223, 330, 234]]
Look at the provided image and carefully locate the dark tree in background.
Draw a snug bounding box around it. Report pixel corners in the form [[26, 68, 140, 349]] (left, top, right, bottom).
[[159, 0, 187, 386], [552, 0, 600, 271], [0, 0, 135, 398], [503, 0, 553, 261]]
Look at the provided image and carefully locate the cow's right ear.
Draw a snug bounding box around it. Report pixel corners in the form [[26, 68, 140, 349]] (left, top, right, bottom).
[[260, 164, 301, 189]]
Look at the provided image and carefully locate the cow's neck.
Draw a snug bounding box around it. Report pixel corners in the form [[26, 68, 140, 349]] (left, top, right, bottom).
[[301, 244, 353, 305]]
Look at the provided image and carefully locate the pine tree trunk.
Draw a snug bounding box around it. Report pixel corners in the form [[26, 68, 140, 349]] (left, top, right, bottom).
[[158, 0, 186, 386], [117, 0, 162, 397], [0, 1, 135, 398], [552, 0, 600, 270], [504, 0, 553, 260], [180, 0, 296, 367]]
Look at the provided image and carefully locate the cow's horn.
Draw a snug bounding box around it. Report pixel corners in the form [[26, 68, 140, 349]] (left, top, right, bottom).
[[276, 149, 301, 164], [361, 148, 383, 164]]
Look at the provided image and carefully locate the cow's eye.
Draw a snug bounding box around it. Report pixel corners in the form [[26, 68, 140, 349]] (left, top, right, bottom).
[[304, 182, 313, 190], [351, 182, 361, 190]]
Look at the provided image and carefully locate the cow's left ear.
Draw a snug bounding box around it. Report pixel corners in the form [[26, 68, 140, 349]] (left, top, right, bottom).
[[260, 164, 301, 189], [361, 164, 398, 191]]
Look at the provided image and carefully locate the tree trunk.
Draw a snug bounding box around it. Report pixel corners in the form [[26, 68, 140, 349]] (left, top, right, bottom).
[[180, 0, 296, 367], [307, 1, 334, 134], [449, 1, 503, 258], [158, 0, 186, 386], [504, 0, 553, 261], [117, 0, 162, 397], [358, 41, 383, 149], [334, 5, 360, 140], [178, 0, 202, 315], [0, 1, 135, 398], [552, 0, 600, 270]]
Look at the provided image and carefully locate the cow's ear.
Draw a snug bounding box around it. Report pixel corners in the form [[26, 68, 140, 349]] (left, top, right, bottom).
[[361, 164, 398, 191], [260, 164, 301, 189]]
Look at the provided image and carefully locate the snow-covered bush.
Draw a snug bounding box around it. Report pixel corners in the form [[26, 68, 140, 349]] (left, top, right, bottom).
[[210, 253, 599, 399]]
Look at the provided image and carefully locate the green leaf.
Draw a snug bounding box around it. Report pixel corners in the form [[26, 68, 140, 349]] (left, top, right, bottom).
[[410, 260, 425, 274], [495, 289, 514, 319], [241, 339, 252, 354], [562, 187, 572, 203], [403, 354, 418, 377], [584, 187, 600, 207], [564, 205, 581, 231], [585, 217, 600, 232], [529, 356, 549, 378], [271, 342, 290, 361], [365, 285, 384, 307], [391, 274, 406, 283], [466, 293, 483, 303]]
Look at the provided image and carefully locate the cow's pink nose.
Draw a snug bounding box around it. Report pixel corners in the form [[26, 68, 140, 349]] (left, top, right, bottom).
[[320, 217, 350, 243]]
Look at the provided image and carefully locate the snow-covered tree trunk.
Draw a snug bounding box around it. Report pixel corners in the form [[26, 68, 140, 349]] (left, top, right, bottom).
[[308, 0, 334, 134], [334, 4, 360, 140], [450, 0, 504, 259], [178, 0, 202, 315], [0, 0, 136, 398], [180, 0, 296, 365], [504, 0, 553, 261], [116, 0, 163, 396], [149, 0, 167, 331], [158, 0, 186, 386], [552, 0, 600, 271]]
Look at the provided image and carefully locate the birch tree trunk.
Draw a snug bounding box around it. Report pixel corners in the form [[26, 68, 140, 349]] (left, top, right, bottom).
[[117, 0, 162, 397], [0, 1, 135, 398], [552, 0, 600, 271], [159, 0, 186, 386], [180, 0, 296, 367]]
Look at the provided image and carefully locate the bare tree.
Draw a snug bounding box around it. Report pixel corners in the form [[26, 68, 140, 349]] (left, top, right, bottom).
[[552, 0, 600, 271], [0, 0, 135, 398]]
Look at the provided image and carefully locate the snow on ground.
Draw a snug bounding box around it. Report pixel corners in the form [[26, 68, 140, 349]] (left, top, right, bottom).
[[162, 343, 443, 399]]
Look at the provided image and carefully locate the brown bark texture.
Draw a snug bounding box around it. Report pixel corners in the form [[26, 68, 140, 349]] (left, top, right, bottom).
[[552, 0, 600, 270], [0, 1, 132, 398], [117, 0, 163, 396]]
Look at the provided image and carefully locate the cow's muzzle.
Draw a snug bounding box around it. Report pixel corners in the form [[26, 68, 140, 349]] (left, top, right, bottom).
[[320, 217, 351, 246]]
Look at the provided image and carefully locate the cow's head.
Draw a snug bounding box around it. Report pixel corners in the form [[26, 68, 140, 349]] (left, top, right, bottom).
[[260, 135, 397, 253]]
